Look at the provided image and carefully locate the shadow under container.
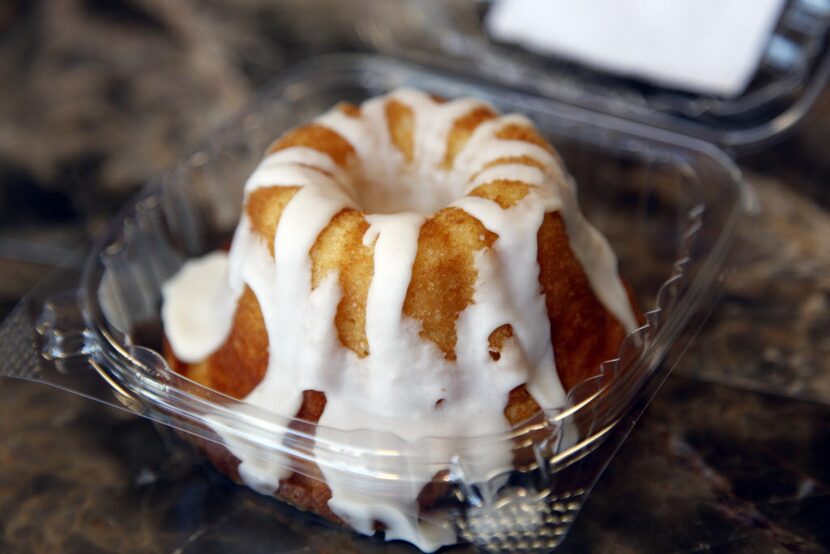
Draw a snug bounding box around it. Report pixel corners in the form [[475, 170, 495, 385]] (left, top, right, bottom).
[[0, 54, 753, 552]]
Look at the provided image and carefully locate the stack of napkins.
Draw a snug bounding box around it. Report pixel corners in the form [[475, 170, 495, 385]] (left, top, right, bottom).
[[486, 0, 786, 97]]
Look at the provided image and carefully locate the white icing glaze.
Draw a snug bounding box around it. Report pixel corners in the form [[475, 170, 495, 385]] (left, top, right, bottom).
[[160, 251, 237, 363], [162, 89, 638, 552]]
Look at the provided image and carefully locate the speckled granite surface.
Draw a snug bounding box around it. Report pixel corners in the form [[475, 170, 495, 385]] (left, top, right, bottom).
[[1, 1, 829, 553]]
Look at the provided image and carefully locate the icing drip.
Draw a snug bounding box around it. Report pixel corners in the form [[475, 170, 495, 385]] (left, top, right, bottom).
[[162, 89, 638, 552], [161, 251, 237, 363]]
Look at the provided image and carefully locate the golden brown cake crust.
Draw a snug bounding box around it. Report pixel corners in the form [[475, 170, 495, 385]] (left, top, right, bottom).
[[537, 212, 630, 391], [268, 124, 355, 168], [311, 209, 374, 358], [385, 100, 415, 162], [403, 207, 499, 361]]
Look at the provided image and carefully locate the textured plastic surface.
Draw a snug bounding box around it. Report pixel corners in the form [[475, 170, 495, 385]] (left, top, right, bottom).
[[0, 55, 753, 552]]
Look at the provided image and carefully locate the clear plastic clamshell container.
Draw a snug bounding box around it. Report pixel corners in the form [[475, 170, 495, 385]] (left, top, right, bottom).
[[0, 54, 754, 552]]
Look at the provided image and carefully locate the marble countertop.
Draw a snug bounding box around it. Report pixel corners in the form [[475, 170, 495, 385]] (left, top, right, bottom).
[[1, 2, 829, 552]]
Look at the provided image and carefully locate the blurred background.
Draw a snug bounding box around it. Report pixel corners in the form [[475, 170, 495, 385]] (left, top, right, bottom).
[[0, 1, 829, 552], [0, 0, 356, 302]]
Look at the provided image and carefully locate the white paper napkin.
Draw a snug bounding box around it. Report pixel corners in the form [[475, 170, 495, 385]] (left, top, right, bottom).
[[486, 0, 786, 97]]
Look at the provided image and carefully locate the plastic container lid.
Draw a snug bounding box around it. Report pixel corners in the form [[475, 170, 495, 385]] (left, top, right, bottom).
[[354, 0, 830, 152]]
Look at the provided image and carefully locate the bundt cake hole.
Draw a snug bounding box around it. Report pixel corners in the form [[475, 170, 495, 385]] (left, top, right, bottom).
[[349, 162, 470, 215], [350, 98, 495, 215], [344, 98, 528, 216]]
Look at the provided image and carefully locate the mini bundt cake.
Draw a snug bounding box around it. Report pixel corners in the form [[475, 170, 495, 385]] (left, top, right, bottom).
[[161, 88, 639, 551]]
